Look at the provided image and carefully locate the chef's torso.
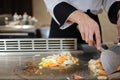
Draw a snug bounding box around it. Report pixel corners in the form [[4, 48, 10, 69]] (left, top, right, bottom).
[[66, 0, 103, 14], [44, 0, 117, 14], [44, 0, 119, 26]]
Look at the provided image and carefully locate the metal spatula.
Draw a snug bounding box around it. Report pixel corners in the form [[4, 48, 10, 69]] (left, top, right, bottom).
[[100, 43, 120, 74]]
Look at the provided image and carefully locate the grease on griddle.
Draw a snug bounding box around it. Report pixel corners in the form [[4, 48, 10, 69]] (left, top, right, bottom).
[[22, 61, 42, 76]]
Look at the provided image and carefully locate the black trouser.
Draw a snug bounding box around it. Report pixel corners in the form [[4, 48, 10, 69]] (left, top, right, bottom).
[[49, 10, 102, 44]]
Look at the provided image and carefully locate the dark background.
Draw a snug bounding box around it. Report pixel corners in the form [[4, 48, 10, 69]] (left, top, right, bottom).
[[0, 0, 33, 16]]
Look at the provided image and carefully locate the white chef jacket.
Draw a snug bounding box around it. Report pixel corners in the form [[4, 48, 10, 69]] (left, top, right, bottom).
[[44, 0, 120, 29]]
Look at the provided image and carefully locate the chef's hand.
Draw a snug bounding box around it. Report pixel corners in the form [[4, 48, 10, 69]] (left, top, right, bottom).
[[68, 10, 101, 50], [117, 10, 120, 40]]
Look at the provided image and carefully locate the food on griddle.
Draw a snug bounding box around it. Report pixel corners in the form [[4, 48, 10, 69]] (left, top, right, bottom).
[[73, 74, 84, 80], [117, 66, 120, 71], [22, 52, 79, 76], [97, 76, 107, 80], [88, 59, 106, 76], [22, 61, 42, 76], [38, 52, 79, 69]]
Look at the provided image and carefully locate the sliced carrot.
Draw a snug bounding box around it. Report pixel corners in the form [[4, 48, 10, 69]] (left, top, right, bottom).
[[117, 66, 120, 71], [57, 56, 66, 64], [95, 61, 101, 65], [99, 70, 107, 76]]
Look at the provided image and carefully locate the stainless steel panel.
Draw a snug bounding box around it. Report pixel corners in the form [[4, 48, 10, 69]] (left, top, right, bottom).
[[0, 38, 77, 51]]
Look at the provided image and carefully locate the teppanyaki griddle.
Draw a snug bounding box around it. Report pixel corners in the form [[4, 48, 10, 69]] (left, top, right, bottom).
[[11, 51, 119, 80]]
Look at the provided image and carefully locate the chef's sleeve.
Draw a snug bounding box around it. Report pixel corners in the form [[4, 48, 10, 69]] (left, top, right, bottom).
[[44, 0, 77, 29], [103, 0, 120, 24]]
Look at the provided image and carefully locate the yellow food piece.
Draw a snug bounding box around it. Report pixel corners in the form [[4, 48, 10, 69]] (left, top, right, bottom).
[[42, 61, 57, 68], [72, 57, 79, 63]]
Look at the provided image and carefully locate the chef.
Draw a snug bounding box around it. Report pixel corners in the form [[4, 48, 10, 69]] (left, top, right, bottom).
[[43, 0, 120, 50]]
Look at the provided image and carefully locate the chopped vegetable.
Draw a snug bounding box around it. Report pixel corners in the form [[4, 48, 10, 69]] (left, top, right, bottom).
[[117, 66, 120, 71], [99, 70, 106, 75], [38, 52, 79, 69]]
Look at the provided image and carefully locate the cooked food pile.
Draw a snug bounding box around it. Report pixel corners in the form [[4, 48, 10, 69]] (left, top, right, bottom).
[[38, 52, 79, 69], [22, 52, 79, 76], [88, 59, 120, 76], [88, 59, 106, 76]]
